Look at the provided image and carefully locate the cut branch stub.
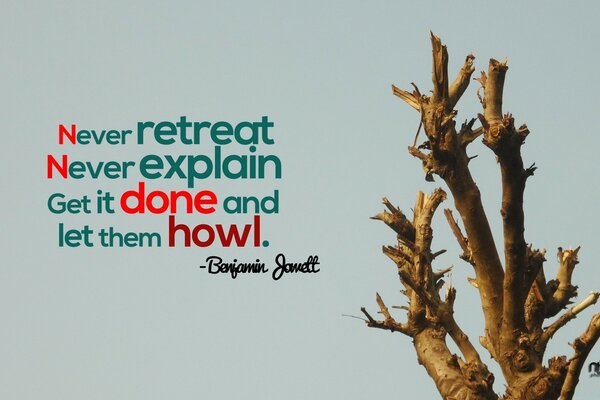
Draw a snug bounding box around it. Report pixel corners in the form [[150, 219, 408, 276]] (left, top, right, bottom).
[[449, 54, 475, 108], [430, 33, 450, 105], [547, 247, 582, 318], [483, 58, 508, 123], [371, 197, 416, 244]]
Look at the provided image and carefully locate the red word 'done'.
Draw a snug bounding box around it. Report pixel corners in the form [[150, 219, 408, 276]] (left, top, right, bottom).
[[120, 182, 217, 214]]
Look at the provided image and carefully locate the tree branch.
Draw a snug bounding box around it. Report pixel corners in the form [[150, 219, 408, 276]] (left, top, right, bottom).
[[537, 292, 600, 354], [403, 191, 484, 367], [371, 197, 416, 245], [392, 84, 421, 111], [482, 59, 508, 124], [449, 54, 476, 108], [458, 118, 484, 148], [360, 293, 413, 336], [525, 273, 547, 334], [523, 246, 546, 304], [430, 33, 449, 105], [444, 208, 473, 266], [560, 313, 600, 400], [478, 58, 531, 338], [547, 247, 581, 317]]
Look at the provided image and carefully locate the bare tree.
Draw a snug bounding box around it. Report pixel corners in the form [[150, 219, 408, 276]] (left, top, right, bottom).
[[361, 34, 600, 400]]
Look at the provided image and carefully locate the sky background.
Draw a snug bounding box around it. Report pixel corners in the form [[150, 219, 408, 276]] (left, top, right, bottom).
[[3, 1, 600, 399]]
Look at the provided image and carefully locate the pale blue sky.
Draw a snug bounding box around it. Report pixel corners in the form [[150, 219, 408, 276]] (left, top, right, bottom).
[[3, 1, 600, 399]]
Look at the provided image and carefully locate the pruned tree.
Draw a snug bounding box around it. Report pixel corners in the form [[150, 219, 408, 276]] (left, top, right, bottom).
[[361, 34, 600, 400]]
